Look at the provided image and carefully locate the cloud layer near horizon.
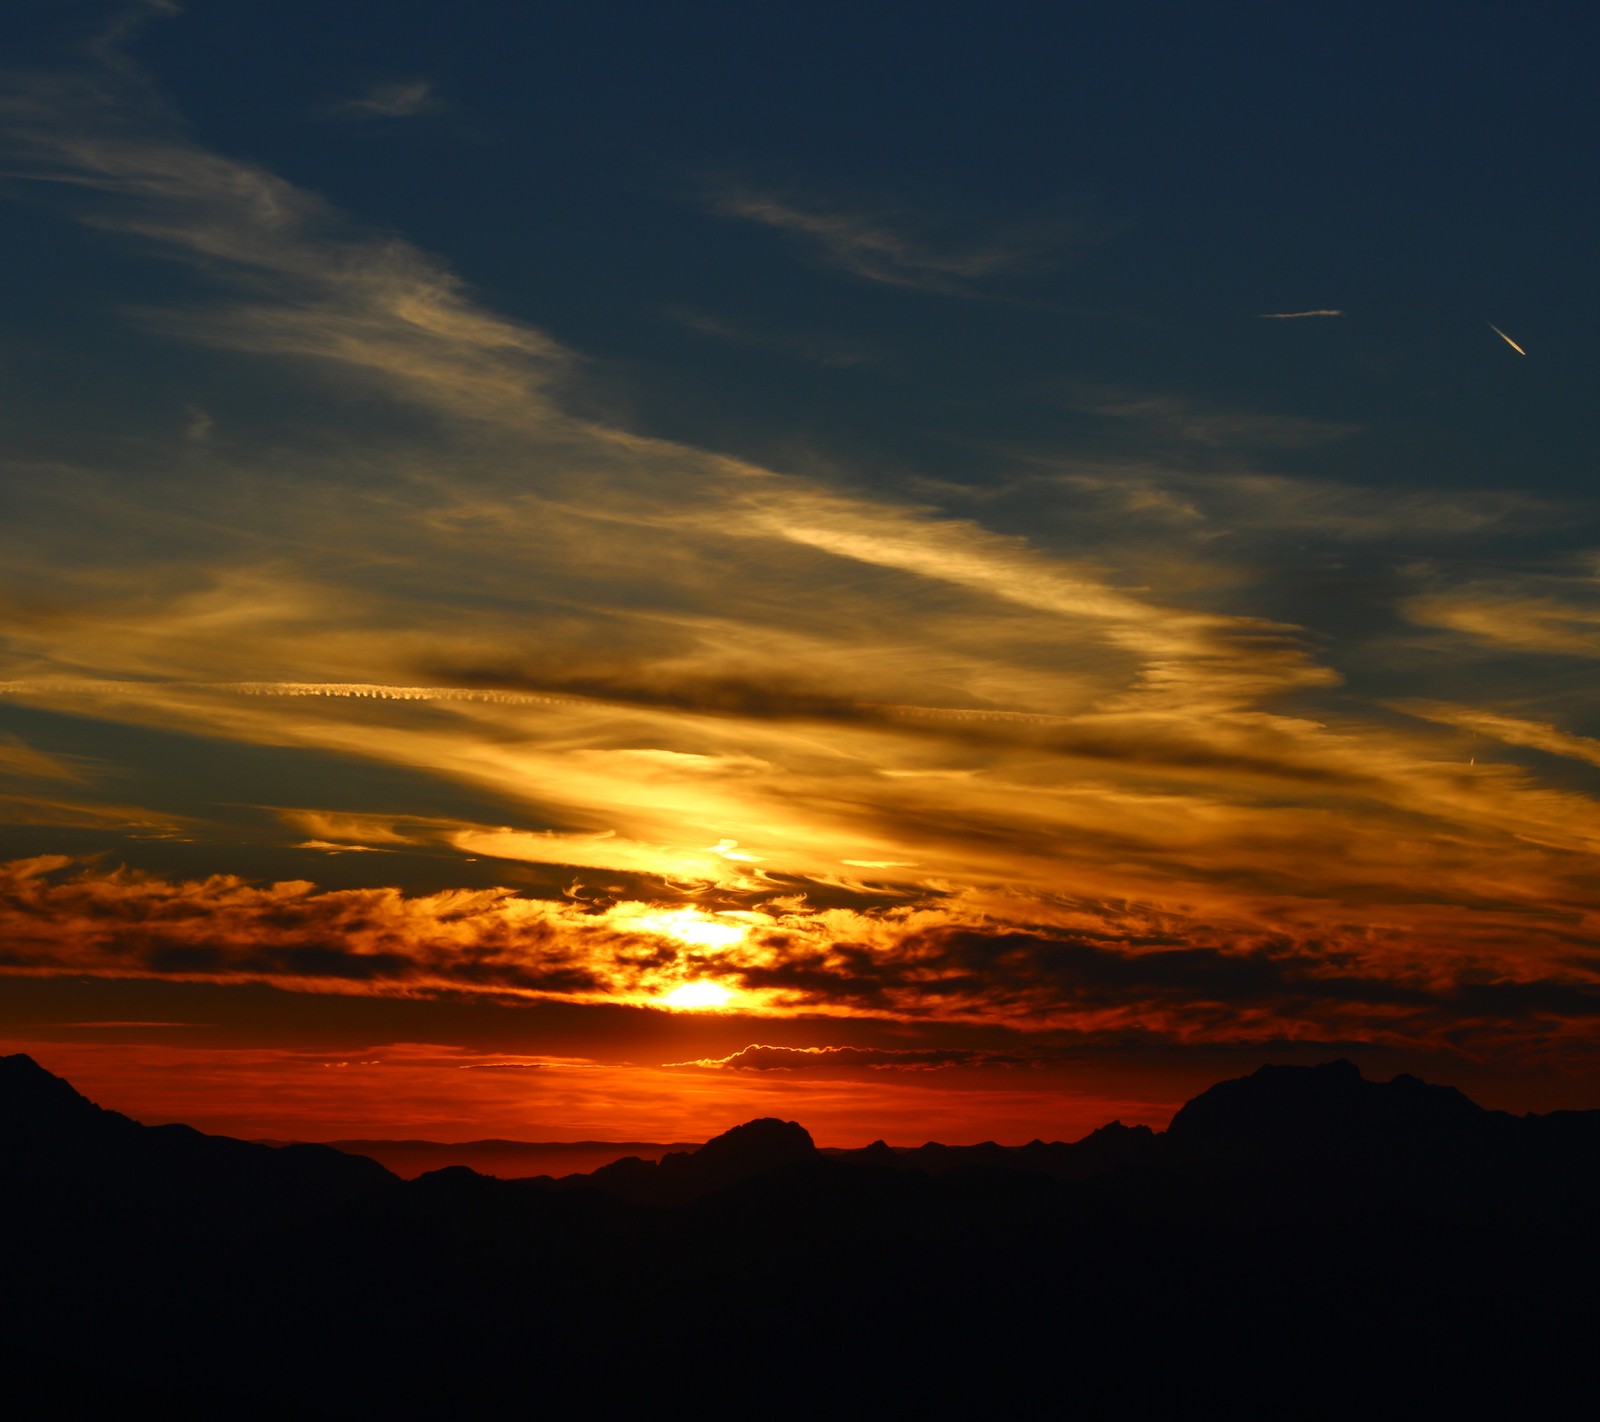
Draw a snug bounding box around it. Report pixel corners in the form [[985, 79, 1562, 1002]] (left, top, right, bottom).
[[4, 855, 1597, 1064]]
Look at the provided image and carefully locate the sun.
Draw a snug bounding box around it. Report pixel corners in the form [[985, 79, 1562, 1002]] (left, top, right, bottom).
[[660, 980, 737, 1012]]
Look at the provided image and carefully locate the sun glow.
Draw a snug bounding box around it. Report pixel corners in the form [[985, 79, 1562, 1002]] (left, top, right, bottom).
[[660, 980, 738, 1011], [629, 906, 748, 951]]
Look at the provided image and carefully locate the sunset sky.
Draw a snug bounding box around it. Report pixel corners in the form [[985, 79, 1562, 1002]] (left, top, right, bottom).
[[3, 1, 1599, 1144]]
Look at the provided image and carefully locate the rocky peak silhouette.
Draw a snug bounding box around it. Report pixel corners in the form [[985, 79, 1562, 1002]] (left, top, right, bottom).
[[585, 1115, 816, 1204], [0, 1050, 395, 1227], [694, 1115, 816, 1170], [0, 1051, 133, 1144], [1164, 1058, 1497, 1170]]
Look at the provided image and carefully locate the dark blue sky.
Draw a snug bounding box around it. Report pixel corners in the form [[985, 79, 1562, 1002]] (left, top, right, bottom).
[[11, 0, 1584, 494]]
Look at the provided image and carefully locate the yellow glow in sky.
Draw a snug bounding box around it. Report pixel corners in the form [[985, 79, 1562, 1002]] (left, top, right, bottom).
[[631, 907, 748, 951], [660, 980, 738, 1011]]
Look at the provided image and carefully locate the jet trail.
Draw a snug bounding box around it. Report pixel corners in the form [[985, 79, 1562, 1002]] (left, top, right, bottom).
[[1489, 323, 1527, 355]]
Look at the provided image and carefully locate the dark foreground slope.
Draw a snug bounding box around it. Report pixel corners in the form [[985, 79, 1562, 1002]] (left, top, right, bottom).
[[4, 1055, 1597, 1418]]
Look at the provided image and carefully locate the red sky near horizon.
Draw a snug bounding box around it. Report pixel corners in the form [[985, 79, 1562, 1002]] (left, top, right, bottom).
[[3, 3, 1599, 1147]]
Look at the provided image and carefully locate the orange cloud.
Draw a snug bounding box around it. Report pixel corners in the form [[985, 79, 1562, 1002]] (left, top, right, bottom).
[[3, 857, 1598, 1066], [670, 1044, 1036, 1071]]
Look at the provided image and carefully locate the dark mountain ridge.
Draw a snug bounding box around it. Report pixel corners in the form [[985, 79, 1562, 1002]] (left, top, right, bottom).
[[4, 1054, 1597, 1417], [260, 1056, 1593, 1189], [0, 1051, 393, 1223]]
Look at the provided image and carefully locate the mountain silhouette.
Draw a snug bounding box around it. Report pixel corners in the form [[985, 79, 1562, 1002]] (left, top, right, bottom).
[[822, 1115, 1159, 1181], [280, 1134, 699, 1179], [0, 1049, 393, 1224], [1, 1049, 133, 1141], [4, 1052, 1596, 1417], [582, 1115, 816, 1204], [1167, 1057, 1488, 1158]]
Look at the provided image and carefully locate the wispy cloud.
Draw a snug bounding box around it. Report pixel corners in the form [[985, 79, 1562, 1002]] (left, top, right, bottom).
[[670, 1044, 1033, 1071], [1064, 388, 1355, 450], [664, 305, 878, 367], [0, 734, 83, 783], [705, 185, 1068, 292], [0, 75, 564, 427], [1405, 585, 1600, 657], [87, 0, 181, 74], [330, 80, 444, 120], [1399, 702, 1600, 771], [1038, 462, 1551, 542], [1258, 309, 1344, 319]]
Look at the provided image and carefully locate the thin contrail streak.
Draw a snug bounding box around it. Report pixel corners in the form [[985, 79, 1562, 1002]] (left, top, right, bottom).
[[1488, 323, 1527, 355], [0, 678, 581, 707], [0, 677, 1076, 726]]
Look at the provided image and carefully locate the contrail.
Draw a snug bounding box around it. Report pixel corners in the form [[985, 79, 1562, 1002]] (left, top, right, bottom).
[[1488, 323, 1527, 355], [0, 678, 582, 708], [1258, 309, 1343, 319]]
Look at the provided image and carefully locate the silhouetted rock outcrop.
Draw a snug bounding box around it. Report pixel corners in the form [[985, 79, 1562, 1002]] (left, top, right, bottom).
[[1166, 1057, 1493, 1165], [0, 1050, 138, 1143], [0, 1052, 395, 1228], [585, 1115, 816, 1203]]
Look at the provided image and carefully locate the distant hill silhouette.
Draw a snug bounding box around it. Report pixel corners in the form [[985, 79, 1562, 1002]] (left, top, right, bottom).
[[271, 1113, 1156, 1186], [4, 1053, 1597, 1417], [1168, 1056, 1488, 1157], [577, 1116, 817, 1204], [264, 1135, 700, 1179]]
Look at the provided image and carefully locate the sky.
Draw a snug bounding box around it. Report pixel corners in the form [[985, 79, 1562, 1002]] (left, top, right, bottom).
[[3, 0, 1599, 1144]]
